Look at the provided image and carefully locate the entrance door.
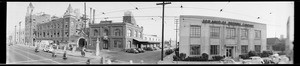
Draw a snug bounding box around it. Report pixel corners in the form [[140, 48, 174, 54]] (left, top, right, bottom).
[[226, 46, 234, 58], [103, 40, 108, 49]]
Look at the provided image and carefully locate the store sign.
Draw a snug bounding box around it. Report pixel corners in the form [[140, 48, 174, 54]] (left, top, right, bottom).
[[202, 19, 254, 28]]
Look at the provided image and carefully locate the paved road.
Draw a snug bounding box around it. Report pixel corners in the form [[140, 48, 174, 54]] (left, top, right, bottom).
[[104, 49, 168, 64], [6, 44, 94, 64]]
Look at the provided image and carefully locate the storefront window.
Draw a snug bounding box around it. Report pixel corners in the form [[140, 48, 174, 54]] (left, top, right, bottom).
[[190, 45, 201, 55]]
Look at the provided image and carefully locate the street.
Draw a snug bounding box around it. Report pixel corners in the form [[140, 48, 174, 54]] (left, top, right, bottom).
[[7, 44, 93, 64], [104, 49, 167, 64]]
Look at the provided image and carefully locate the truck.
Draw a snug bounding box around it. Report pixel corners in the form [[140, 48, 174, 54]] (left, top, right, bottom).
[[40, 40, 54, 53]]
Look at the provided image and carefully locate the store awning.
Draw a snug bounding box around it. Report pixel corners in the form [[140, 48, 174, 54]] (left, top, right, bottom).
[[133, 39, 148, 43]]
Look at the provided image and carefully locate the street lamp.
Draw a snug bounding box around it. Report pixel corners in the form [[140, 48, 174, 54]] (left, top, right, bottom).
[[156, 1, 171, 61]]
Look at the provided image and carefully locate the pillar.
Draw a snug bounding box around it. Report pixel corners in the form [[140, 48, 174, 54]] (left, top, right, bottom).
[[96, 37, 100, 56]]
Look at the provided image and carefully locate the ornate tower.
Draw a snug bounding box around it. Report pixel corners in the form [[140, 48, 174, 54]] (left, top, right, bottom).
[[63, 4, 76, 18], [25, 2, 34, 45]]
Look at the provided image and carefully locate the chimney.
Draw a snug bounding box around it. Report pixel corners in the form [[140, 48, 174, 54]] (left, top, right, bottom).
[[93, 9, 95, 24], [123, 11, 132, 23]]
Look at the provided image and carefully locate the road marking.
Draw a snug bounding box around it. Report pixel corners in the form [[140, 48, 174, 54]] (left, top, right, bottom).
[[13, 46, 62, 64], [14, 58, 61, 63], [8, 47, 35, 63]]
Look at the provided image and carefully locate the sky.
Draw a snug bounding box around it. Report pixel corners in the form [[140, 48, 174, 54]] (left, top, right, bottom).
[[7, 2, 294, 41]]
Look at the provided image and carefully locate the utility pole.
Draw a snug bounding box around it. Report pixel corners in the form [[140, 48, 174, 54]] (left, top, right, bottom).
[[156, 1, 171, 61], [19, 21, 21, 44], [15, 25, 16, 45], [90, 8, 92, 24], [174, 19, 179, 49]]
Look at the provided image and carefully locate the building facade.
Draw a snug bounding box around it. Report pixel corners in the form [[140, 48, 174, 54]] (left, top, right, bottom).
[[141, 34, 161, 48], [35, 4, 87, 51], [88, 11, 143, 51], [25, 3, 51, 46], [179, 15, 266, 59]]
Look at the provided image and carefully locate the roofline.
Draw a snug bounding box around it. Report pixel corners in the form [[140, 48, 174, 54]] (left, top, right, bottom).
[[180, 15, 266, 25]]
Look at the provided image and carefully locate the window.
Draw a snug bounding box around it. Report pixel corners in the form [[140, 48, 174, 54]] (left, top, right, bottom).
[[127, 29, 131, 37], [118, 41, 123, 48], [114, 40, 118, 48], [255, 45, 261, 52], [136, 31, 139, 37], [140, 32, 143, 38], [190, 25, 201, 38], [255, 30, 261, 39], [190, 45, 201, 55], [94, 29, 98, 36], [145, 37, 147, 40], [114, 29, 121, 36], [226, 28, 236, 39], [104, 29, 109, 36], [241, 45, 248, 54], [65, 32, 69, 37], [241, 29, 248, 39], [210, 27, 220, 38], [133, 30, 136, 37], [210, 45, 220, 55]]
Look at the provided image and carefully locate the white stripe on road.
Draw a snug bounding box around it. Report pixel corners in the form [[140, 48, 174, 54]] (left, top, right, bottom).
[[8, 47, 35, 63], [14, 58, 61, 63], [13, 46, 62, 64]]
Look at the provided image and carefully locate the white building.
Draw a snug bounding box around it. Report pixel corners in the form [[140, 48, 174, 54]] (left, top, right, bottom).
[[179, 15, 266, 59]]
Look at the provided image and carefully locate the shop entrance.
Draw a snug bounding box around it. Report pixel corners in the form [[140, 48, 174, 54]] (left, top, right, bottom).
[[225, 46, 234, 58]]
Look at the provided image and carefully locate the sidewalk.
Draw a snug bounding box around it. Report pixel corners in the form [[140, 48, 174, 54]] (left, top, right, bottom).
[[157, 52, 176, 64]]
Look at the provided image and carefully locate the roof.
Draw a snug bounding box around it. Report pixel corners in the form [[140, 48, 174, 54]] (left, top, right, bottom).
[[267, 38, 280, 45]]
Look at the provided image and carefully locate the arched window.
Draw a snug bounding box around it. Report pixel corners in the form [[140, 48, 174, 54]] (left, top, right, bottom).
[[140, 32, 143, 38], [114, 29, 121, 36], [104, 29, 109, 36], [127, 29, 131, 37], [133, 30, 136, 37], [94, 29, 98, 36]]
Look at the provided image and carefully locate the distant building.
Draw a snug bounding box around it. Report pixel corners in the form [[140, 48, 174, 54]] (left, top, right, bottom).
[[267, 37, 282, 51], [141, 34, 161, 48], [25, 3, 51, 46], [179, 15, 266, 59]]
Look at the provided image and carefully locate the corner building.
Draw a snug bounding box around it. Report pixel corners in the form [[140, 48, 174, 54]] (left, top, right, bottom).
[[179, 15, 266, 59]]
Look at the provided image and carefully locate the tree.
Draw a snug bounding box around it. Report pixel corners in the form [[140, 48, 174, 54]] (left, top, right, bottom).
[[272, 43, 285, 51]]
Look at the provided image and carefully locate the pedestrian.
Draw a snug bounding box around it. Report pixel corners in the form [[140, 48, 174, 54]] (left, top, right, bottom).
[[86, 59, 91, 64], [63, 51, 67, 60]]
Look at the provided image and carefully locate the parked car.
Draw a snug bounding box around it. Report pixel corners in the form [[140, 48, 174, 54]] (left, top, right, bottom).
[[152, 47, 157, 50], [135, 48, 145, 53], [221, 58, 242, 64], [125, 48, 139, 54], [43, 45, 54, 53], [249, 56, 265, 64], [143, 47, 154, 51], [154, 47, 160, 50]]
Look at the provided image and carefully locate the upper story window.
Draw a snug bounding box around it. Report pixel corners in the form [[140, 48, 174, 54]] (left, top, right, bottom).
[[114, 29, 121, 36], [140, 32, 143, 38], [255, 30, 261, 39], [241, 29, 249, 39], [190, 25, 201, 38], [226, 27, 236, 39], [127, 29, 131, 37], [104, 29, 109, 36], [94, 29, 98, 36], [210, 26, 220, 38], [133, 30, 136, 37]]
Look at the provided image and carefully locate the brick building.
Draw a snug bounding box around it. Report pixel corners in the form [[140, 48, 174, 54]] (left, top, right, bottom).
[[35, 4, 87, 51], [179, 15, 266, 59], [88, 11, 144, 51]]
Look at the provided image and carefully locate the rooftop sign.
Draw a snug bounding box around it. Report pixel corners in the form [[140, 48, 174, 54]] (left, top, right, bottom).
[[202, 19, 254, 28]]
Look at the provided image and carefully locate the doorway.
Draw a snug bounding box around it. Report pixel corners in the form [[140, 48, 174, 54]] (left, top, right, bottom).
[[103, 40, 108, 49], [78, 38, 86, 48], [225, 46, 234, 58]]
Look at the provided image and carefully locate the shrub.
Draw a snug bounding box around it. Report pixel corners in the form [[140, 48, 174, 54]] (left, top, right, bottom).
[[183, 56, 208, 61], [173, 55, 181, 61], [165, 49, 174, 55], [248, 51, 259, 57], [201, 53, 209, 61], [179, 53, 186, 60], [261, 51, 273, 57], [239, 54, 250, 59], [212, 56, 225, 61], [278, 52, 286, 55]]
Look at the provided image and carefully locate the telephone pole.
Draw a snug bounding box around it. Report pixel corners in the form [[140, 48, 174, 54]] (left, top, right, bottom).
[[156, 1, 171, 61], [15, 25, 16, 45], [19, 21, 21, 44], [174, 19, 179, 49]]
